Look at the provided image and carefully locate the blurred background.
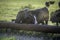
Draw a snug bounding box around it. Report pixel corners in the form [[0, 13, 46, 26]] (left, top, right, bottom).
[[0, 0, 60, 40], [0, 0, 60, 25]]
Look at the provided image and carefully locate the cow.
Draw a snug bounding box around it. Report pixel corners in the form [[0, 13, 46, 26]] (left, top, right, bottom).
[[50, 2, 60, 26], [31, 7, 49, 25], [50, 9, 60, 26], [15, 8, 35, 24], [15, 2, 50, 24], [29, 2, 50, 25]]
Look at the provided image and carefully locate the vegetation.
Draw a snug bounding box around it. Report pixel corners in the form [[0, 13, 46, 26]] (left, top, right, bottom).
[[0, 0, 59, 21], [0, 36, 16, 40], [0, 29, 53, 40], [0, 0, 60, 40]]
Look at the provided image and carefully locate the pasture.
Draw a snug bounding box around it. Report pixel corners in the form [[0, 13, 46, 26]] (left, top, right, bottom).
[[0, 0, 60, 40], [0, 0, 59, 21]]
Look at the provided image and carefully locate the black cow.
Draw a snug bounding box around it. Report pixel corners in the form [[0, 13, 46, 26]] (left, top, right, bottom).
[[30, 2, 49, 25], [50, 2, 60, 26], [15, 2, 50, 24], [15, 8, 35, 24], [31, 7, 49, 25], [50, 9, 60, 26]]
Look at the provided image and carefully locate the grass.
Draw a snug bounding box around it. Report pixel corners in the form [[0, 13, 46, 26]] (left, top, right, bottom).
[[0, 0, 60, 21], [0, 36, 16, 40]]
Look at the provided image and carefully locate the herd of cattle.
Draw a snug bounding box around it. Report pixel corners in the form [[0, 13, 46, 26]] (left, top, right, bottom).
[[14, 1, 60, 26]]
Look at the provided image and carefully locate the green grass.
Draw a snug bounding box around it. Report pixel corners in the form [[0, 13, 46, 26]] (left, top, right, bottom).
[[0, 0, 60, 23], [0, 36, 16, 40]]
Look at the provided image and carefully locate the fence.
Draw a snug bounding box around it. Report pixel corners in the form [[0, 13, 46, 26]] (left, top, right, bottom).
[[0, 22, 60, 33]]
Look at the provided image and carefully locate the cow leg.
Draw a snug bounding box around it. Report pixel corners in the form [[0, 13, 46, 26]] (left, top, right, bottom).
[[15, 19, 20, 23], [45, 20, 48, 25], [42, 21, 44, 25], [56, 22, 59, 27]]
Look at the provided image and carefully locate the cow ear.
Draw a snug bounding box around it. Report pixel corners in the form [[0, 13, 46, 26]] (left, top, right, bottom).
[[58, 2, 60, 8], [49, 1, 55, 5], [45, 2, 50, 7]]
